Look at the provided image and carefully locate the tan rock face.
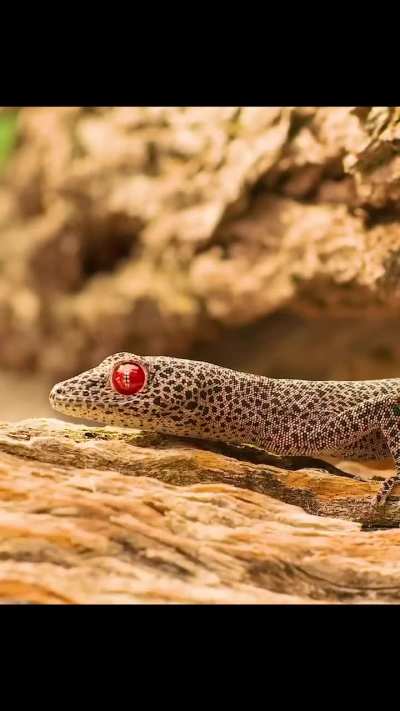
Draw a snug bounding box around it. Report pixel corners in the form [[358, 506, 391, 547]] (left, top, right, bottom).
[[0, 418, 399, 604], [2, 107, 400, 380]]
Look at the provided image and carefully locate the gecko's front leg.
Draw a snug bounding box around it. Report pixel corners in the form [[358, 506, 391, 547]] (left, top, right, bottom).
[[308, 397, 400, 516], [370, 414, 400, 510]]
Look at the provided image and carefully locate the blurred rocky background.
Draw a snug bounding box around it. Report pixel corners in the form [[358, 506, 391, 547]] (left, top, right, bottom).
[[1, 106, 400, 420]]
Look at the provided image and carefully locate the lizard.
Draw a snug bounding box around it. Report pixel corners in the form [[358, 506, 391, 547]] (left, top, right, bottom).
[[49, 352, 400, 516]]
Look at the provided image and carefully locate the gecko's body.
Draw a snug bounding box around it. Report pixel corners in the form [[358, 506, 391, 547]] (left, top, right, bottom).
[[49, 353, 400, 512]]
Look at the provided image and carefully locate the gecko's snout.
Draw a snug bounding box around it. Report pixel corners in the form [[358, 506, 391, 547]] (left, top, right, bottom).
[[49, 370, 105, 419], [49, 379, 78, 415], [51, 385, 63, 396], [49, 382, 66, 409]]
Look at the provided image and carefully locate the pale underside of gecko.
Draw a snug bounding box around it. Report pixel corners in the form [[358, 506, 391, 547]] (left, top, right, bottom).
[[49, 353, 400, 515]]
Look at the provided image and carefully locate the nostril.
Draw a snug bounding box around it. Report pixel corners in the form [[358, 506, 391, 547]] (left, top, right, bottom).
[[50, 386, 63, 398]]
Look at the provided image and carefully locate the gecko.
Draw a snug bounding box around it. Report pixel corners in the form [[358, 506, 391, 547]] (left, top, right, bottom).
[[49, 352, 400, 515]]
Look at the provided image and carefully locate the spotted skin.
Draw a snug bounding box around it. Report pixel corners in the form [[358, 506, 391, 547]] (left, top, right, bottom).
[[49, 352, 400, 514]]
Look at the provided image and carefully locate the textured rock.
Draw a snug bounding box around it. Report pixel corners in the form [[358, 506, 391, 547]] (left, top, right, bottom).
[[2, 107, 400, 380], [0, 418, 399, 604]]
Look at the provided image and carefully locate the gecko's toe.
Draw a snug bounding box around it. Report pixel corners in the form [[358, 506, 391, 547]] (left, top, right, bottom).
[[359, 499, 382, 529]]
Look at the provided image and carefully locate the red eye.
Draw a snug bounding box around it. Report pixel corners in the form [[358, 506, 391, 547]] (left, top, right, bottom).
[[111, 362, 147, 395]]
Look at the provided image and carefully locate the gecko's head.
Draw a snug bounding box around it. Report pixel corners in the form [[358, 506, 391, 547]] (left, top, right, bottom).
[[49, 352, 229, 437]]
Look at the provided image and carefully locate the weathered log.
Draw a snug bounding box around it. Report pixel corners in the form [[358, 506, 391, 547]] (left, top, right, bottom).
[[0, 418, 399, 604]]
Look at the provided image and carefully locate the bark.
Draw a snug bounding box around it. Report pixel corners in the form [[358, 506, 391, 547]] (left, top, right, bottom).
[[0, 418, 399, 604]]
